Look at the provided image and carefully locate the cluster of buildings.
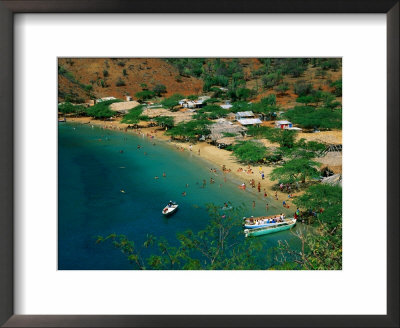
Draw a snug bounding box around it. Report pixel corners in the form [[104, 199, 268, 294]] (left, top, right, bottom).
[[178, 96, 211, 109]]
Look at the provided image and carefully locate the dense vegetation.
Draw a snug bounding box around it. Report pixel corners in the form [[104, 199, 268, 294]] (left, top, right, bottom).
[[232, 141, 268, 164], [284, 106, 342, 130], [166, 119, 213, 141], [120, 105, 149, 124], [161, 94, 184, 110], [58, 99, 122, 119]]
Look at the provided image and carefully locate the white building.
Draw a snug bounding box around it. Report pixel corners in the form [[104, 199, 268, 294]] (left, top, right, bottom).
[[237, 118, 262, 126], [235, 111, 255, 121]]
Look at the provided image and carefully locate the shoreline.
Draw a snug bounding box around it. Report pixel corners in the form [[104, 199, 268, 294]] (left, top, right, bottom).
[[63, 116, 306, 213]]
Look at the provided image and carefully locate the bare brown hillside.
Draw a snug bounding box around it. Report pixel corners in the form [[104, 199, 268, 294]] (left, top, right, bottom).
[[58, 58, 203, 102], [58, 58, 341, 108]]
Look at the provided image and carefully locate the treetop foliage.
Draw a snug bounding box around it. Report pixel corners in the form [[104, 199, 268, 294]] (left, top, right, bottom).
[[269, 157, 320, 184], [121, 105, 148, 124], [284, 106, 342, 130], [232, 140, 269, 163], [166, 119, 213, 141]]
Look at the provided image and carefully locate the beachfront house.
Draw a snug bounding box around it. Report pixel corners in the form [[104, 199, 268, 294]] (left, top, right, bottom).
[[275, 120, 293, 129]]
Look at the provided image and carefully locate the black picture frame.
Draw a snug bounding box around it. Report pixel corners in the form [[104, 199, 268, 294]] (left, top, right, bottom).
[[0, 1, 398, 327]]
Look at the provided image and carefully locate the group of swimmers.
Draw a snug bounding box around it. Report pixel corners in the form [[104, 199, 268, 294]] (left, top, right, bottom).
[[221, 165, 231, 173]]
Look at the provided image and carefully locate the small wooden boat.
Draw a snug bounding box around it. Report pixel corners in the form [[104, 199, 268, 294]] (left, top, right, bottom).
[[162, 201, 179, 216], [58, 117, 66, 122], [244, 218, 296, 237], [243, 214, 286, 229]]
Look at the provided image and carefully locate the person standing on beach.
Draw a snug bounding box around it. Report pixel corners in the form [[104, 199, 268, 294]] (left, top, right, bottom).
[[264, 189, 267, 198], [275, 191, 278, 200], [252, 200, 256, 209], [257, 182, 261, 192], [266, 203, 269, 211], [198, 149, 200, 156]]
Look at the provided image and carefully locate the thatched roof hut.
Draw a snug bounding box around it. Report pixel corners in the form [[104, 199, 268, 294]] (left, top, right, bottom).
[[209, 119, 246, 141], [321, 173, 342, 187]]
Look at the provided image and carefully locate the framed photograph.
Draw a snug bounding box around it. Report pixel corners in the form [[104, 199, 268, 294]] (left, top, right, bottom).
[[1, 1, 398, 327]]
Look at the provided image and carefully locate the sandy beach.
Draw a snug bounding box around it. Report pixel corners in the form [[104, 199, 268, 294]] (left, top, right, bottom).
[[65, 116, 341, 209]]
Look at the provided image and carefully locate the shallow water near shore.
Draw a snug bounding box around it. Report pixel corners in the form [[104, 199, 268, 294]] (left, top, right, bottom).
[[58, 123, 302, 270]]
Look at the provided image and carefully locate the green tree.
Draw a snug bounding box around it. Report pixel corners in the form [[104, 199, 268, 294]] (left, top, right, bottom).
[[275, 82, 289, 95], [261, 94, 277, 106], [197, 105, 229, 119], [330, 79, 342, 97], [284, 106, 342, 130], [161, 93, 184, 111], [269, 158, 320, 184], [276, 222, 342, 270], [203, 98, 219, 105], [135, 90, 155, 101], [236, 88, 252, 101], [154, 116, 174, 129], [58, 102, 86, 116], [86, 100, 121, 119], [166, 119, 213, 141], [276, 130, 297, 148], [275, 184, 342, 270], [115, 77, 126, 87], [121, 105, 149, 124], [187, 95, 198, 100], [262, 72, 282, 89], [232, 141, 268, 164], [293, 81, 313, 96], [152, 84, 167, 96], [296, 95, 315, 106], [294, 184, 342, 228]]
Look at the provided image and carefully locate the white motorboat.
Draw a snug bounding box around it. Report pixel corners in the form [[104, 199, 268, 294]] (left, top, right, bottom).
[[162, 201, 179, 216]]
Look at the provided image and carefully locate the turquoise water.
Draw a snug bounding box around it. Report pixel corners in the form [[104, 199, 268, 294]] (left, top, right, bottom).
[[58, 123, 301, 270]]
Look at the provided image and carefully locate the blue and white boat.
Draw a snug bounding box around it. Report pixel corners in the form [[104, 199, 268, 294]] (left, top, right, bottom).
[[162, 201, 179, 216], [243, 214, 286, 229], [244, 218, 297, 237]]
